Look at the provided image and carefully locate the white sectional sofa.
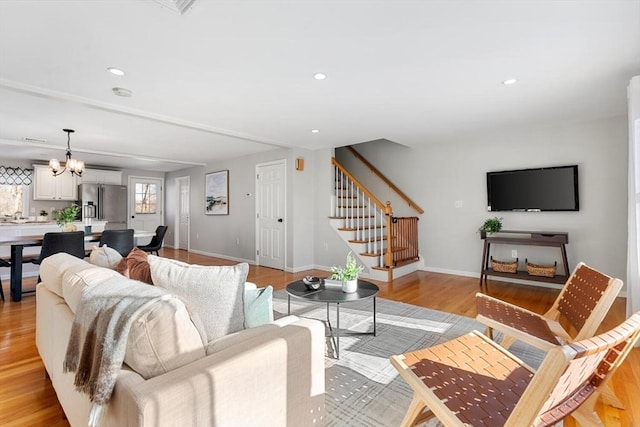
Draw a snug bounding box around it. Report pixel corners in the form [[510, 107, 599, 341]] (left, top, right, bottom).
[[35, 253, 325, 426]]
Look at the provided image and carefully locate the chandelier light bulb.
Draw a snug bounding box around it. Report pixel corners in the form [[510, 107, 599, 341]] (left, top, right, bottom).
[[49, 158, 61, 173]]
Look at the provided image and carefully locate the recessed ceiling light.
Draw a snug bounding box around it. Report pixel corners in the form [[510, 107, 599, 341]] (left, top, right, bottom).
[[112, 87, 132, 97], [502, 78, 517, 85], [311, 129, 320, 133], [313, 73, 327, 80], [107, 67, 125, 76]]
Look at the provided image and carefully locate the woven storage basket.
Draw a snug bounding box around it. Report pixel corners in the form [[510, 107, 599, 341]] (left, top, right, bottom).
[[525, 259, 557, 277], [490, 256, 518, 273]]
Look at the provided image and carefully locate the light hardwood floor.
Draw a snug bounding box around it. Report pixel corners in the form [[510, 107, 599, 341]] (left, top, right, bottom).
[[0, 248, 638, 426]]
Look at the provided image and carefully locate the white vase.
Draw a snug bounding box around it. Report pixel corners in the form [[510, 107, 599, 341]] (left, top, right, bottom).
[[342, 278, 358, 293], [62, 223, 77, 232]]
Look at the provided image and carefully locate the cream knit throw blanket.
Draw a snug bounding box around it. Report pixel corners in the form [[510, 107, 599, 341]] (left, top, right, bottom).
[[63, 277, 169, 426]]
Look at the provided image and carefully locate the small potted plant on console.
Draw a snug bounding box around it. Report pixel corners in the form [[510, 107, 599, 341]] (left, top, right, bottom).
[[478, 217, 503, 238]]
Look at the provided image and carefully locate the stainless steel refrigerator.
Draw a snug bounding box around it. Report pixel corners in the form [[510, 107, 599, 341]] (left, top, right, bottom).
[[77, 184, 128, 229]]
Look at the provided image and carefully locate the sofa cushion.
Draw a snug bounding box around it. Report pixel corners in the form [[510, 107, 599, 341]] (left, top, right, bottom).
[[117, 247, 153, 285], [89, 244, 122, 269], [62, 266, 121, 313], [124, 295, 206, 379], [148, 256, 248, 342], [40, 253, 93, 297], [206, 315, 299, 355]]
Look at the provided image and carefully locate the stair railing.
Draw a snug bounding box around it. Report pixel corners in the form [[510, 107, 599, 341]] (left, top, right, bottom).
[[333, 158, 393, 268], [346, 146, 424, 214]]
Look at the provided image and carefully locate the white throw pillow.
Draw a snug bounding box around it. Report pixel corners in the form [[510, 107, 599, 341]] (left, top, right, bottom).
[[89, 245, 123, 270], [125, 295, 206, 379], [148, 256, 249, 342]]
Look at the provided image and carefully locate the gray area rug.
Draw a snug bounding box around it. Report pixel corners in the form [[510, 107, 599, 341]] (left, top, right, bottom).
[[273, 290, 545, 427]]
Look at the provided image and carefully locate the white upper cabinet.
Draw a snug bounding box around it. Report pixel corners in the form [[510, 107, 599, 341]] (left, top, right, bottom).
[[79, 169, 122, 185], [33, 165, 78, 200]]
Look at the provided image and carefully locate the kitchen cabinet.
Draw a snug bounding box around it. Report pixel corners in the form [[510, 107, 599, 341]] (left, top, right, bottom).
[[79, 169, 122, 185], [32, 165, 78, 201]]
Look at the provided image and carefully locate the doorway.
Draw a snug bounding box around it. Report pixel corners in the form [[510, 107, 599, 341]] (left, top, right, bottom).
[[175, 176, 190, 250], [128, 176, 164, 245], [255, 160, 286, 270]]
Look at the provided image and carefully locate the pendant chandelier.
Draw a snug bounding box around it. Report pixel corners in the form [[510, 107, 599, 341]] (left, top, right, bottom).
[[49, 129, 85, 177]]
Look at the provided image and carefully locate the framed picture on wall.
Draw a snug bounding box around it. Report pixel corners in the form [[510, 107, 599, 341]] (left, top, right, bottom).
[[205, 170, 229, 215]]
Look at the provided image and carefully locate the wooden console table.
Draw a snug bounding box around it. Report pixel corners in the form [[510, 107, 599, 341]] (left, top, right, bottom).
[[479, 230, 569, 292]]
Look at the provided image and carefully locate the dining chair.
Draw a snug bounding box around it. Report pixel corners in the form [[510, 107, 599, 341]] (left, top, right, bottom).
[[99, 229, 134, 257], [390, 312, 640, 427], [137, 225, 168, 255], [22, 231, 86, 284], [26, 231, 87, 264]]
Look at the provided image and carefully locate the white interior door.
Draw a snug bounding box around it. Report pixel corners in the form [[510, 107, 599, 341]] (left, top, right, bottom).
[[256, 160, 286, 270], [176, 176, 190, 250], [128, 176, 164, 245]]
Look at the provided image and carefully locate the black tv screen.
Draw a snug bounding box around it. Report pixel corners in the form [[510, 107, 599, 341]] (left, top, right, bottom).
[[487, 165, 579, 212]]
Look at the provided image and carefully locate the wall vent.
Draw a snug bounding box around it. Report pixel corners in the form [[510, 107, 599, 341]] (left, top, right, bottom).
[[23, 137, 48, 143]]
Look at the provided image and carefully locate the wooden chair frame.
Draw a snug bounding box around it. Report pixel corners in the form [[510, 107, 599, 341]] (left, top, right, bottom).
[[476, 262, 624, 407], [390, 313, 640, 427], [476, 262, 623, 351]]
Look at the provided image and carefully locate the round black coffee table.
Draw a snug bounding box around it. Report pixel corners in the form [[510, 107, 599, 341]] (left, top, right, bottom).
[[286, 279, 379, 358]]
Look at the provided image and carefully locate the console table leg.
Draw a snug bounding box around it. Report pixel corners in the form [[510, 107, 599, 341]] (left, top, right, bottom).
[[479, 241, 489, 291], [561, 244, 569, 276]]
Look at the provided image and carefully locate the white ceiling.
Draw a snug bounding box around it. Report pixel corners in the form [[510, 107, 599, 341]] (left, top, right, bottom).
[[0, 1, 638, 172]]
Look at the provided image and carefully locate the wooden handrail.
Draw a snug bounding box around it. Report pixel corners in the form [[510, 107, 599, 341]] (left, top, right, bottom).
[[332, 158, 391, 214], [346, 146, 424, 214]]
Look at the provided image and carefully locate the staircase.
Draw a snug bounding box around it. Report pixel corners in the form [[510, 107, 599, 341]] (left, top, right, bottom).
[[330, 157, 420, 282]]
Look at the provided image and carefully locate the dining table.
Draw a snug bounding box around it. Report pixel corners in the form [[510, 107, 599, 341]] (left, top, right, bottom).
[[0, 230, 156, 302]]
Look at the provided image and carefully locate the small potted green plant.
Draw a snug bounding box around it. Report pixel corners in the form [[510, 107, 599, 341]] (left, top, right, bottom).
[[331, 251, 364, 293], [52, 204, 80, 232], [38, 209, 49, 222], [478, 217, 503, 238]]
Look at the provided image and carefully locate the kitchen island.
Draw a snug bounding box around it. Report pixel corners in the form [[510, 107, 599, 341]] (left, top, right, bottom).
[[1, 225, 154, 301], [0, 221, 108, 286]]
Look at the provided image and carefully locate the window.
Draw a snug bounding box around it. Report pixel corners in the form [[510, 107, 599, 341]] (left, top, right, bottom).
[[134, 182, 157, 214], [0, 185, 27, 217], [0, 166, 32, 218]]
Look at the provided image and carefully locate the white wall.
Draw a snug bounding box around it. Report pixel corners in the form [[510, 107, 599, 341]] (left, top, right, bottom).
[[165, 147, 317, 271], [350, 115, 628, 285], [163, 115, 628, 286]]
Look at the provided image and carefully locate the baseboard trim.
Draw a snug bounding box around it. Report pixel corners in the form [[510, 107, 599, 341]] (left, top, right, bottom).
[[421, 266, 627, 298], [188, 249, 255, 265]]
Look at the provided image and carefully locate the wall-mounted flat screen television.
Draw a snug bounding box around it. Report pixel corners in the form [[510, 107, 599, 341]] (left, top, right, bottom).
[[487, 165, 579, 212]]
